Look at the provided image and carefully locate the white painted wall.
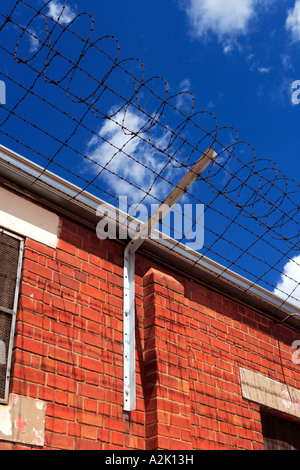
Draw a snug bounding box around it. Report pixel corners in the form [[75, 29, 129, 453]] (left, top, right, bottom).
[[0, 187, 59, 247]]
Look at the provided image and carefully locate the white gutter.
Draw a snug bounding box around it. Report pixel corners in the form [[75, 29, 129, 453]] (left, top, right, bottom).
[[0, 144, 299, 378]]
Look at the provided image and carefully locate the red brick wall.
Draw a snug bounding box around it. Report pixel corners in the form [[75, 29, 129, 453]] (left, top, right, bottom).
[[2, 215, 300, 450], [141, 267, 300, 450]]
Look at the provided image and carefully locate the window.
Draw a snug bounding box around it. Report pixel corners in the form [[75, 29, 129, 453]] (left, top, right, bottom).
[[0, 229, 23, 403], [261, 412, 300, 450]]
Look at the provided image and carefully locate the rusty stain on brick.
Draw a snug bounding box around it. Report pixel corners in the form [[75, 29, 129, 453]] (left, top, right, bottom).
[[0, 394, 46, 446]]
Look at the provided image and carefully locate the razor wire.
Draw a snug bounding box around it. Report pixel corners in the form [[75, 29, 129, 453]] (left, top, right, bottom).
[[0, 0, 300, 312]]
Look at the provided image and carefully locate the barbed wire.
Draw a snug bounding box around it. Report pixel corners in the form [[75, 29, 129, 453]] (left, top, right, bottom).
[[0, 0, 300, 312]]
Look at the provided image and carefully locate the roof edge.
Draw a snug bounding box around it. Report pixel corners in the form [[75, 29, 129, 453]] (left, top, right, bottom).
[[0, 144, 299, 330]]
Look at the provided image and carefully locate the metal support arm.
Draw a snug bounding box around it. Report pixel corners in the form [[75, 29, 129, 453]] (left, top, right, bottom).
[[123, 148, 217, 411]]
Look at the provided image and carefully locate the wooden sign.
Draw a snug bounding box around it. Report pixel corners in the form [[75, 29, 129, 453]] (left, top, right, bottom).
[[240, 368, 300, 419]]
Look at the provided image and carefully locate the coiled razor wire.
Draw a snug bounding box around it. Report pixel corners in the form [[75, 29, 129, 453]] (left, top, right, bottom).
[[0, 0, 300, 311]]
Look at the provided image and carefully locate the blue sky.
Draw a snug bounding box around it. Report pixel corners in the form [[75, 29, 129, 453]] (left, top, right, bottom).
[[1, 0, 300, 307], [68, 0, 300, 176]]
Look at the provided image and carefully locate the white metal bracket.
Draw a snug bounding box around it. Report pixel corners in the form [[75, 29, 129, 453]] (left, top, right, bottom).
[[123, 247, 136, 411], [123, 148, 217, 411]]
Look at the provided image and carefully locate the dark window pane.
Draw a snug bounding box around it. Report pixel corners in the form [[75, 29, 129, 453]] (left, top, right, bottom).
[[261, 412, 300, 450], [0, 311, 12, 399], [0, 232, 20, 310]]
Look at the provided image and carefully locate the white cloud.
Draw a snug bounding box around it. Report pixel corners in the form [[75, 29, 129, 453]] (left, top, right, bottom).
[[46, 0, 76, 25], [286, 1, 300, 42], [274, 255, 300, 309], [247, 54, 271, 73], [182, 0, 275, 49], [281, 54, 294, 72], [85, 108, 173, 204], [176, 78, 194, 111], [257, 66, 271, 73], [27, 28, 40, 53], [186, 0, 254, 37]]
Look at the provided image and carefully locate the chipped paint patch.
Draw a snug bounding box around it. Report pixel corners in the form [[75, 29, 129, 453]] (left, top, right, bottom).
[[0, 394, 46, 446], [14, 415, 28, 434], [0, 406, 12, 436]]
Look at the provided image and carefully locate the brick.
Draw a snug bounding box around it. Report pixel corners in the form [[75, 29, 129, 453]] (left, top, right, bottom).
[[83, 240, 107, 259], [47, 403, 76, 422], [18, 295, 36, 311], [60, 219, 79, 234], [11, 380, 28, 396], [81, 283, 106, 301], [84, 398, 98, 412], [82, 426, 97, 440], [81, 261, 107, 280], [23, 248, 40, 264], [52, 295, 80, 315], [111, 431, 124, 447], [107, 272, 123, 288], [18, 309, 51, 330], [48, 373, 77, 393], [0, 442, 14, 450], [88, 275, 100, 288], [99, 426, 113, 444], [48, 345, 77, 365], [78, 383, 105, 401], [145, 436, 159, 450], [105, 390, 122, 405], [105, 364, 123, 379], [14, 336, 47, 356], [57, 238, 77, 255], [75, 439, 103, 450], [78, 356, 105, 374], [41, 357, 56, 373], [75, 270, 88, 282], [15, 322, 34, 338], [46, 417, 67, 434], [22, 271, 38, 286], [105, 417, 129, 433], [46, 281, 61, 297], [56, 250, 81, 269], [45, 433, 74, 450], [52, 321, 77, 338], [68, 423, 82, 438], [144, 268, 184, 294], [53, 272, 80, 291], [219, 422, 238, 436], [170, 439, 192, 450], [76, 248, 89, 261], [125, 434, 144, 450], [80, 331, 104, 348], [61, 264, 75, 278], [57, 362, 72, 378], [13, 364, 46, 385], [169, 414, 190, 430], [38, 386, 54, 402], [77, 410, 104, 427], [23, 258, 53, 280], [26, 239, 55, 257], [105, 294, 121, 310]]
